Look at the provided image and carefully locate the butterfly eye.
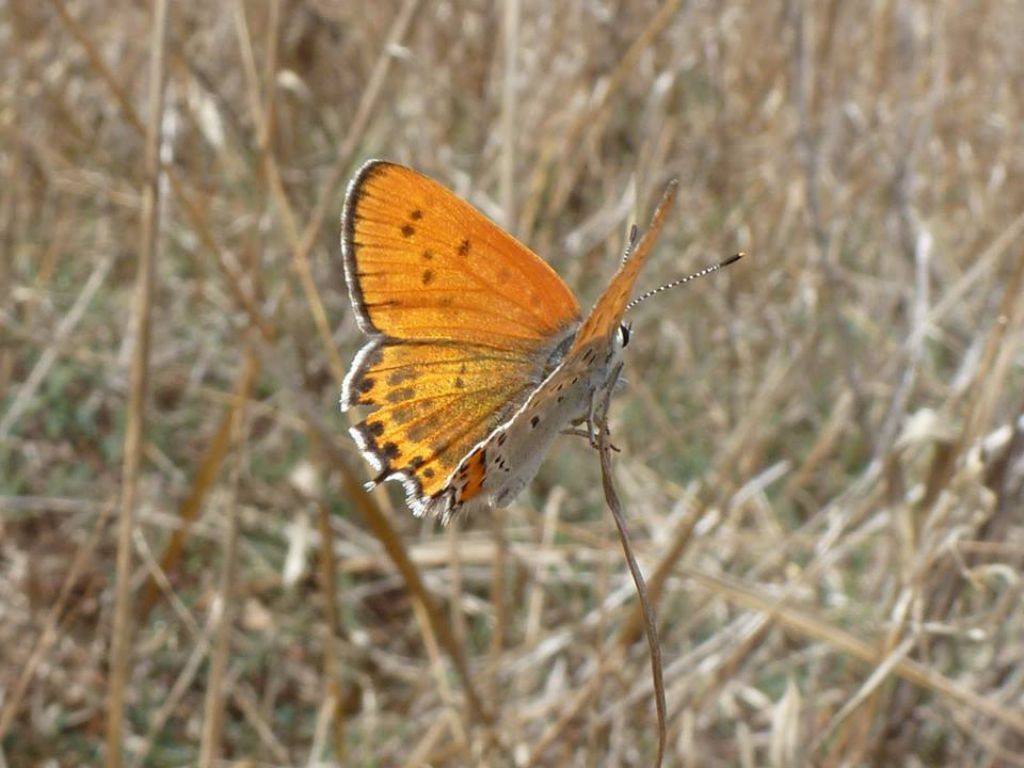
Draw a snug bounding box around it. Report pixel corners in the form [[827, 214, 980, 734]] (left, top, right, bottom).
[[619, 322, 631, 347]]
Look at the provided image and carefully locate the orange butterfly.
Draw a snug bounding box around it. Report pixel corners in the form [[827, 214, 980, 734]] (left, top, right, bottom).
[[340, 161, 741, 521]]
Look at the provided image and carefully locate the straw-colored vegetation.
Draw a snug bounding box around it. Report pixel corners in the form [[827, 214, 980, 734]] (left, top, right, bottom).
[[2, 1, 1023, 765]]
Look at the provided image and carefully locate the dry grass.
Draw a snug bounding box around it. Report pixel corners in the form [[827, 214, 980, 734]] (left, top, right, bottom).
[[2, 1, 1023, 766]]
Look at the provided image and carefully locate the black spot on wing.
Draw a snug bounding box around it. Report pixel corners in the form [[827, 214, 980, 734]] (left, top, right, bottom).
[[386, 369, 417, 386], [390, 407, 415, 425], [386, 387, 416, 404]]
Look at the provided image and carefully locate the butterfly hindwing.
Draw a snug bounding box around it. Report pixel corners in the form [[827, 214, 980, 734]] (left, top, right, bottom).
[[344, 338, 550, 505]]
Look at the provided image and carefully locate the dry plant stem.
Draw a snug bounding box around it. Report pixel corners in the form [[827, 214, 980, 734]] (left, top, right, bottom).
[[526, 655, 618, 764], [447, 522, 468, 650], [140, 686, 215, 764], [957, 245, 1024, 450], [0, 500, 114, 742], [106, 2, 169, 765], [133, 528, 203, 639], [0, 71, 17, 397], [812, 637, 916, 754], [872, 221, 930, 461], [525, 488, 564, 645], [927, 208, 1024, 327], [198, 350, 251, 767], [132, 573, 218, 768], [47, 0, 144, 135], [306, 693, 337, 768], [489, 507, 508, 708], [500, 0, 520, 230], [258, 0, 281, 154], [409, 595, 472, 759], [403, 717, 454, 768], [588, 525, 613, 760], [228, 679, 292, 763], [231, 0, 264, 133], [0, 253, 112, 439], [312, 434, 347, 763], [617, 499, 702, 649], [137, 354, 259, 621], [597, 364, 666, 768]]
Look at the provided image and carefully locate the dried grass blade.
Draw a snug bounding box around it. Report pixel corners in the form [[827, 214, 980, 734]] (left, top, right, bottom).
[[106, 1, 170, 765], [598, 365, 666, 768]]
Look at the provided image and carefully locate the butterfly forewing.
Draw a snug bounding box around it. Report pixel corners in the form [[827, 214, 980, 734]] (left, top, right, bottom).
[[569, 180, 678, 353], [343, 161, 581, 346]]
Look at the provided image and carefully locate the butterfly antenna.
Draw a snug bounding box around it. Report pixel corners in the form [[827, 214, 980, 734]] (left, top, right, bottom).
[[625, 252, 745, 311], [621, 224, 639, 264]]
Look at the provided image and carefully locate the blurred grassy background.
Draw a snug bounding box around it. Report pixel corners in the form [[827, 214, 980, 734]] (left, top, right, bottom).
[[2, 0, 1024, 765]]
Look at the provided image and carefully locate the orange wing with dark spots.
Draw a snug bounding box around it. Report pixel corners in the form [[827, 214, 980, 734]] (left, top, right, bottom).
[[344, 339, 546, 501], [341, 160, 581, 516], [343, 161, 580, 347], [569, 180, 678, 353]]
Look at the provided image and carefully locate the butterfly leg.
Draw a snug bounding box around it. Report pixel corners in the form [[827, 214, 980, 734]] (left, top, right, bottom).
[[561, 427, 620, 452], [565, 383, 620, 452], [590, 361, 625, 451], [586, 394, 602, 449]]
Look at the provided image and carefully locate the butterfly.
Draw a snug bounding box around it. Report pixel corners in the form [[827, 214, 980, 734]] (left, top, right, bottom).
[[340, 160, 741, 522]]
